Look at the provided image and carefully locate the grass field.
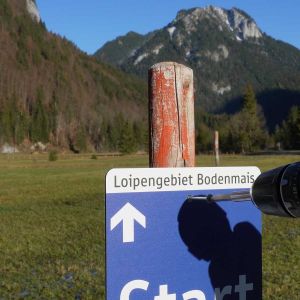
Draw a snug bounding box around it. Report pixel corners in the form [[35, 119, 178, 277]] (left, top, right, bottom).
[[0, 153, 299, 299]]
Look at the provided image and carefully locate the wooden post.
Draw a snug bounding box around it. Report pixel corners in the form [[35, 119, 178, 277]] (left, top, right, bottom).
[[149, 62, 195, 167], [214, 130, 220, 166]]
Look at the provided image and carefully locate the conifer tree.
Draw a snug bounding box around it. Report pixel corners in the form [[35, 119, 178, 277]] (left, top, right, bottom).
[[119, 121, 136, 154], [107, 113, 125, 151], [242, 84, 257, 116], [107, 121, 119, 151], [49, 91, 58, 139], [0, 94, 28, 145], [74, 125, 87, 152], [196, 122, 212, 153], [133, 121, 147, 151], [238, 84, 268, 152], [30, 87, 49, 143], [279, 106, 300, 149], [15, 110, 28, 144], [0, 101, 13, 143]]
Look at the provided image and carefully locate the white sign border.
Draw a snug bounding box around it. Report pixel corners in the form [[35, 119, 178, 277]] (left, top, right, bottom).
[[106, 167, 261, 194]]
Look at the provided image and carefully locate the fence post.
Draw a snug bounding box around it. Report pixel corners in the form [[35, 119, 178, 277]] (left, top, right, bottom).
[[148, 62, 195, 167], [214, 130, 220, 166]]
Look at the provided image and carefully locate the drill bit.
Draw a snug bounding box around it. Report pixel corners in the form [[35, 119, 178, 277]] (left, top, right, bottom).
[[187, 190, 251, 202]]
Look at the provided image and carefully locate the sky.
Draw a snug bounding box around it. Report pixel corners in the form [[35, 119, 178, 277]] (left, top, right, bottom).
[[36, 0, 300, 54]]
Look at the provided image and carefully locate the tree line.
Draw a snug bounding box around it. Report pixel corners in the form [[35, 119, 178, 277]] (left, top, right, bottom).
[[0, 86, 147, 153], [196, 84, 300, 153], [0, 83, 299, 154]]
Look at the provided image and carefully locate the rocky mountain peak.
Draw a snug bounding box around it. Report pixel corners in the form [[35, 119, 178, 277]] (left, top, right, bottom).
[[174, 6, 262, 41], [26, 0, 40, 23], [227, 8, 262, 40]]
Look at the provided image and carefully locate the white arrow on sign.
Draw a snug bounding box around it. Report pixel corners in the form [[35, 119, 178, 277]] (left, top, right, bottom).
[[110, 202, 146, 243]]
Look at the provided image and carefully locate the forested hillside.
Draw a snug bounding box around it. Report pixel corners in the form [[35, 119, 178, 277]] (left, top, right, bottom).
[[1, 1, 300, 154], [0, 0, 147, 152]]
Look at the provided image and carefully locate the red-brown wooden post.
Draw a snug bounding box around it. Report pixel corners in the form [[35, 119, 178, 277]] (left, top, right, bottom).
[[214, 130, 220, 166], [149, 62, 195, 167]]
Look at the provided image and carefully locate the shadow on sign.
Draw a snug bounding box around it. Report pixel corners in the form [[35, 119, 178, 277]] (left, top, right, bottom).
[[178, 199, 262, 300]]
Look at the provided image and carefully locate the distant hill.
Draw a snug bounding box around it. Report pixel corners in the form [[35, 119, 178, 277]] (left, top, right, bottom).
[[0, 0, 147, 152], [95, 6, 300, 129]]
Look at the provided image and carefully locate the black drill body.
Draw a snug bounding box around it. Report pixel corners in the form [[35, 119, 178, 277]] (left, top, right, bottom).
[[188, 162, 300, 218]]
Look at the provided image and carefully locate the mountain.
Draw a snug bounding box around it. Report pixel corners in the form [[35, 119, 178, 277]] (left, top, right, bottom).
[[0, 0, 147, 152], [95, 6, 300, 129], [25, 0, 40, 22], [96, 31, 155, 67]]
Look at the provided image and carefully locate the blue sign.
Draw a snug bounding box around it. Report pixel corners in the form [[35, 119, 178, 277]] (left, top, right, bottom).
[[106, 167, 262, 300]]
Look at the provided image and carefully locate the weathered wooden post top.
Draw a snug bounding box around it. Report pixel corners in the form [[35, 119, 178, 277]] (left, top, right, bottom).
[[148, 62, 195, 168]]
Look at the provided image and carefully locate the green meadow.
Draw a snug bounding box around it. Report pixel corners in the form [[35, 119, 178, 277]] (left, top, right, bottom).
[[0, 154, 299, 299]]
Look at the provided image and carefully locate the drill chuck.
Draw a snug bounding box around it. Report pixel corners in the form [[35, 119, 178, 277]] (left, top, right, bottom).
[[252, 162, 300, 218]]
